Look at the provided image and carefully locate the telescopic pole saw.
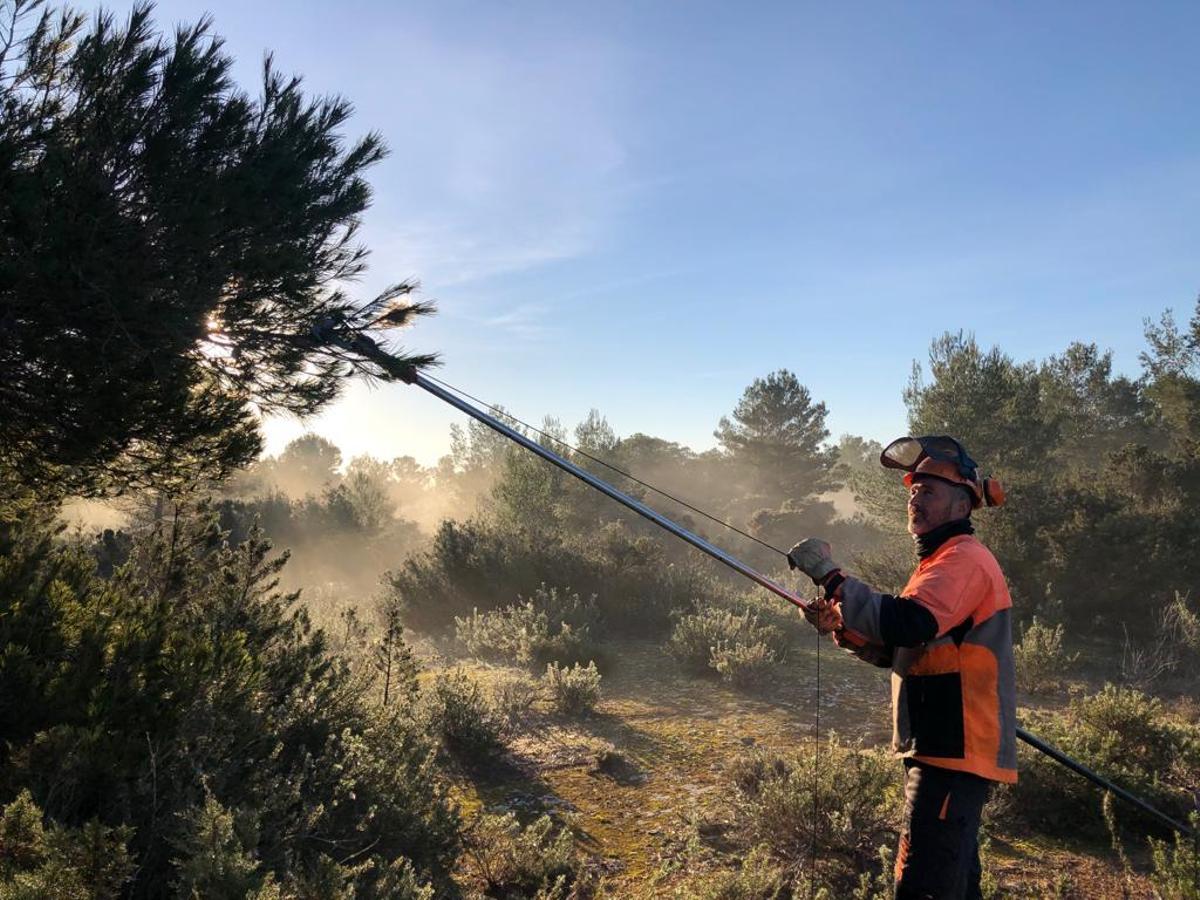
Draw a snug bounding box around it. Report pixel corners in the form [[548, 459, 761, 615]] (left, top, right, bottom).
[[314, 319, 1196, 839]]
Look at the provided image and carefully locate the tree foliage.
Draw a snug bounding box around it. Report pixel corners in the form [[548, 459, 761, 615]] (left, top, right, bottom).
[[0, 499, 457, 897], [715, 369, 838, 503], [0, 1, 433, 495], [903, 306, 1200, 630]]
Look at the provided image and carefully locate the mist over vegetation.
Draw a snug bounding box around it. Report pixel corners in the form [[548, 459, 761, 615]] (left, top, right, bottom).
[[191, 310, 1200, 656]]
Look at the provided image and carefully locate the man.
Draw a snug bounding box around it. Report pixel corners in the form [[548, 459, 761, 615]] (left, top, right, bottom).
[[789, 435, 1013, 900]]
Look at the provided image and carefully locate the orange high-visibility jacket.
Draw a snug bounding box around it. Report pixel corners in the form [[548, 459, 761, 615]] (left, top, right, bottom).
[[834, 534, 1018, 783]]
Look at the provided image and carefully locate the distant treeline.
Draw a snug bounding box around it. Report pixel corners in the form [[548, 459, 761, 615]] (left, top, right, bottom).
[[219, 303, 1200, 642]]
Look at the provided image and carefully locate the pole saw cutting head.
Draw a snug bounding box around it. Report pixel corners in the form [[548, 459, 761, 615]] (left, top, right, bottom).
[[880, 435, 1005, 509], [311, 311, 430, 385]]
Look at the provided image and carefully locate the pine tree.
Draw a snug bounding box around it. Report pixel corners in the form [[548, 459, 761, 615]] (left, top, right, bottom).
[[375, 598, 418, 706], [714, 369, 839, 511], [0, 1, 434, 496]]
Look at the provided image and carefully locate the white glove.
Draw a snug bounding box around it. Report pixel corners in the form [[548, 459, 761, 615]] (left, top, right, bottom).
[[787, 538, 839, 585]]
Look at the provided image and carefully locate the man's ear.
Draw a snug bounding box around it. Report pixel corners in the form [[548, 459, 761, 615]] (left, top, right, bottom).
[[955, 487, 974, 519]]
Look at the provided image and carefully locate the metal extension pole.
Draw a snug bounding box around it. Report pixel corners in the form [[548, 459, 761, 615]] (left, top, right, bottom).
[[316, 322, 1195, 838], [411, 372, 812, 613]]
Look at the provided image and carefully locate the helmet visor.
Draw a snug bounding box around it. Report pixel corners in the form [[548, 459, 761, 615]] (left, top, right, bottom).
[[880, 436, 925, 470], [880, 435, 978, 478]]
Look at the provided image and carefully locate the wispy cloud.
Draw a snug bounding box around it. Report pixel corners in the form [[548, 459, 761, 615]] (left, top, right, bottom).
[[364, 19, 629, 288], [453, 301, 558, 342], [381, 219, 596, 289]]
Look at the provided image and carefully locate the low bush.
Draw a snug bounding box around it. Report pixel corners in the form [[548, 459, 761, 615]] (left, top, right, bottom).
[[724, 738, 900, 892], [999, 684, 1200, 839], [711, 639, 778, 688], [697, 845, 787, 900], [1120, 593, 1200, 689], [667, 607, 785, 686], [461, 812, 591, 899], [490, 672, 542, 726], [576, 523, 715, 636], [1149, 812, 1200, 900], [1014, 616, 1077, 692], [589, 741, 625, 775], [456, 585, 598, 669], [543, 661, 603, 717], [716, 585, 811, 646], [0, 790, 134, 899], [386, 517, 715, 638], [1160, 593, 1200, 675], [421, 669, 506, 761], [849, 843, 897, 900], [0, 501, 460, 896]]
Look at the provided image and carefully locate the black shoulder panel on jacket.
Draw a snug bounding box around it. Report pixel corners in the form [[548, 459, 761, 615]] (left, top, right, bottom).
[[878, 595, 939, 648]]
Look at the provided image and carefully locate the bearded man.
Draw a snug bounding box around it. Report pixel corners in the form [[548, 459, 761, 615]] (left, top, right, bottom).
[[789, 435, 1012, 900]]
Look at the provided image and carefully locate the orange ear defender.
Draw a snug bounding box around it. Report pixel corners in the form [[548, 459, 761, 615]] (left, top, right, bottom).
[[982, 477, 1005, 508], [883, 435, 1006, 510]]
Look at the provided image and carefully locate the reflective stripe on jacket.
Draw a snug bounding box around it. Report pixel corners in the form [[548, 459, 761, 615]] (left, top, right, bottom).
[[836, 534, 1017, 783]]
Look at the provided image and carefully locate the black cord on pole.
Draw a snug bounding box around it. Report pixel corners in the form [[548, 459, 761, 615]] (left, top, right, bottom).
[[811, 608, 821, 899], [423, 372, 791, 558]]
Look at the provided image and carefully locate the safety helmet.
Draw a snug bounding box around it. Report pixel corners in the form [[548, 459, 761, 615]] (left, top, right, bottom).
[[880, 435, 1005, 509]]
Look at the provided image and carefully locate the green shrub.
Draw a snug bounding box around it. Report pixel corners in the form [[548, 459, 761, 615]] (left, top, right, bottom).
[[697, 845, 786, 899], [172, 794, 271, 898], [1121, 593, 1200, 689], [1014, 616, 1078, 692], [849, 843, 896, 900], [490, 672, 542, 726], [369, 857, 437, 900], [543, 661, 602, 717], [571, 523, 706, 636], [388, 520, 607, 634], [1160, 593, 1200, 675], [667, 607, 785, 684], [0, 501, 460, 895], [387, 517, 711, 638], [387, 519, 525, 633], [461, 812, 588, 899], [421, 669, 506, 761], [455, 585, 598, 669], [1001, 684, 1200, 839], [0, 790, 134, 899], [724, 739, 899, 891], [711, 640, 778, 688], [718, 585, 811, 646], [1149, 812, 1200, 900]]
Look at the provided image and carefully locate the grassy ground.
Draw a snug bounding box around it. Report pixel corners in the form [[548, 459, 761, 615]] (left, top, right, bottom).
[[411, 636, 1162, 898]]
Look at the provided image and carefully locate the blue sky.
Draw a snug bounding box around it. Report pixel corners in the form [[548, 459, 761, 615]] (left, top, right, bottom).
[[153, 0, 1200, 465]]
